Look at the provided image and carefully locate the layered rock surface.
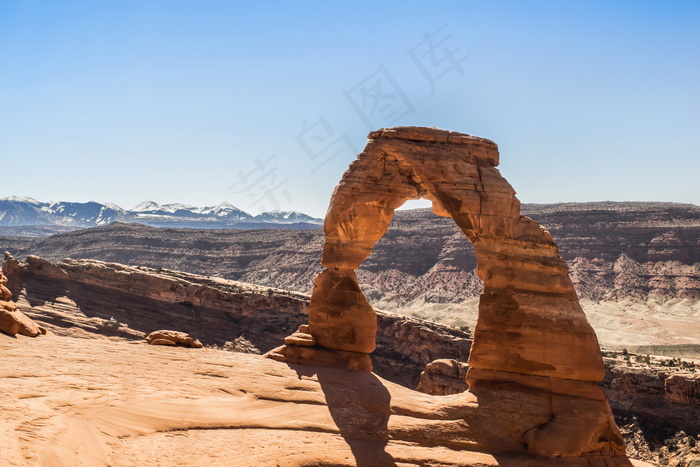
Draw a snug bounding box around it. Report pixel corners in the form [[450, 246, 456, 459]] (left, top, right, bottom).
[[268, 126, 626, 459]]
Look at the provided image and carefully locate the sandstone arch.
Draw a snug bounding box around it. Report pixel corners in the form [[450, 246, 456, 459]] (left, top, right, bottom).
[[267, 127, 626, 458]]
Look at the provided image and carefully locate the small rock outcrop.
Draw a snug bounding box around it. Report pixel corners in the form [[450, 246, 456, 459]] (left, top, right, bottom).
[[0, 267, 41, 337], [415, 358, 469, 395], [2, 252, 21, 296], [267, 126, 627, 460], [145, 330, 203, 348]]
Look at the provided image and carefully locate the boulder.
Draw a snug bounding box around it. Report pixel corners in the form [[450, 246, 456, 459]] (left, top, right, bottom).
[[145, 330, 202, 348]]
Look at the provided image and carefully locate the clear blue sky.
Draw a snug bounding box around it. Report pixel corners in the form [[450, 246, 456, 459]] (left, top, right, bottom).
[[1, 1, 698, 217]]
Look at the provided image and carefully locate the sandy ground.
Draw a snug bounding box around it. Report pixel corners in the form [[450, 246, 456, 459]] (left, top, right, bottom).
[[1, 333, 652, 467]]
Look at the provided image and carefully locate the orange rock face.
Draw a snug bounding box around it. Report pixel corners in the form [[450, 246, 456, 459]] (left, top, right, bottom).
[[0, 266, 41, 337], [266, 126, 627, 459]]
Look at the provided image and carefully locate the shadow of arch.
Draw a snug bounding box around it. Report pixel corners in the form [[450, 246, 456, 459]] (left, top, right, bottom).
[[291, 364, 396, 467]]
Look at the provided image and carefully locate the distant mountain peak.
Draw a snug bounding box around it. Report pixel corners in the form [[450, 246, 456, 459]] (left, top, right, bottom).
[[103, 203, 126, 212], [215, 201, 236, 209], [131, 201, 162, 212], [0, 197, 322, 228]]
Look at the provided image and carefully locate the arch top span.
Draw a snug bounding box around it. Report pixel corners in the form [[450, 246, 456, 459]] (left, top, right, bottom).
[[322, 127, 517, 270]]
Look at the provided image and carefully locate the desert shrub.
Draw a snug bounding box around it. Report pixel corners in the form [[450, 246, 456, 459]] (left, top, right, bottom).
[[97, 316, 124, 331]]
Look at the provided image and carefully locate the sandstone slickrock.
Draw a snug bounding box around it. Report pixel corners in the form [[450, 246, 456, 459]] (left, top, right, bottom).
[[145, 330, 203, 348], [0, 335, 655, 467], [1, 253, 660, 464], [267, 126, 627, 460]]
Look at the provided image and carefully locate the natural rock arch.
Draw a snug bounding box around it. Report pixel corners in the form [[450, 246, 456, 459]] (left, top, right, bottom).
[[267, 127, 626, 458]]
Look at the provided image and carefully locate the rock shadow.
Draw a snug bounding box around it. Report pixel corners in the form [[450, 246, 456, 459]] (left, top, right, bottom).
[[293, 365, 396, 467]]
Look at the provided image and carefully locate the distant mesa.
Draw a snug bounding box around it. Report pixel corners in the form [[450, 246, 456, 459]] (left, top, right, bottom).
[[0, 196, 323, 230]]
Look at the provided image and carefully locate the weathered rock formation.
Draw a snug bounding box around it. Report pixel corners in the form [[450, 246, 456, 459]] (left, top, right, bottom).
[[415, 358, 469, 395], [0, 262, 41, 337], [602, 357, 700, 436], [2, 251, 21, 296], [145, 330, 203, 348], [1, 254, 665, 464], [267, 127, 627, 459], [417, 356, 700, 430]]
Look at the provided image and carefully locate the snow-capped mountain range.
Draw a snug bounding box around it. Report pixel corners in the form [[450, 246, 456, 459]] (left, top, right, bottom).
[[0, 196, 322, 228]]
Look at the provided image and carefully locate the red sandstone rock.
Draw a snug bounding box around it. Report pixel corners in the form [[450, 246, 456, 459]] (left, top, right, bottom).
[[266, 126, 626, 460], [145, 330, 202, 348], [2, 252, 21, 297], [415, 358, 469, 395], [0, 269, 40, 337]]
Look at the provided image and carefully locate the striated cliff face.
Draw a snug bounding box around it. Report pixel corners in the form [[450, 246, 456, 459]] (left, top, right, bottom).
[[602, 357, 700, 432], [9, 256, 469, 388], [2, 201, 698, 347]]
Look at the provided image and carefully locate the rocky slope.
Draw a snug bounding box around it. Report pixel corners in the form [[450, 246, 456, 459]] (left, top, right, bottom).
[[1, 202, 698, 347]]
